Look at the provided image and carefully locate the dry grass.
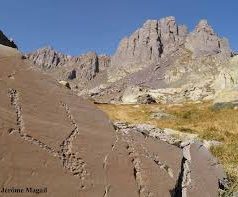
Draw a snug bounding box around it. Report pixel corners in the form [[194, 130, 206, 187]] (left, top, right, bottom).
[[97, 102, 238, 193]]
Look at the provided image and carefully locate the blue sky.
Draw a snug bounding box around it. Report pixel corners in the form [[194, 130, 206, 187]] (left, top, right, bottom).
[[0, 0, 237, 55]]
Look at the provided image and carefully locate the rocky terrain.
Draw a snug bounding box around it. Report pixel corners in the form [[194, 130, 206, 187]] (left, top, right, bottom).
[[26, 17, 238, 109], [0, 43, 229, 196], [26, 47, 110, 90], [1, 16, 238, 196]]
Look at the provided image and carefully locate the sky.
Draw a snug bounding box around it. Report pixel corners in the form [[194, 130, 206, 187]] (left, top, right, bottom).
[[0, 0, 237, 55]]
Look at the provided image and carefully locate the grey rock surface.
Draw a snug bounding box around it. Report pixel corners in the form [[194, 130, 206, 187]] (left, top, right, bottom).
[[27, 48, 111, 90], [185, 20, 231, 57], [181, 142, 228, 197], [109, 16, 188, 82], [26, 46, 69, 69], [114, 122, 228, 196]]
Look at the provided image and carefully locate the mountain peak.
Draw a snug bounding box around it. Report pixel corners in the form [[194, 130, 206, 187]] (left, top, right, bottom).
[[195, 19, 215, 35]]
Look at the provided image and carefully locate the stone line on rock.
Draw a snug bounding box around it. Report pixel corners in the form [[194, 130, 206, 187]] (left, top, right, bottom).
[[59, 101, 89, 189], [103, 130, 119, 169], [125, 135, 153, 197], [8, 89, 25, 133], [103, 185, 111, 197], [139, 142, 174, 179], [7, 89, 89, 189]]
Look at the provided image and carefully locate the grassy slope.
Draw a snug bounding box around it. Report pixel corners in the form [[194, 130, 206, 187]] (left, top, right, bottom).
[[97, 102, 238, 193]]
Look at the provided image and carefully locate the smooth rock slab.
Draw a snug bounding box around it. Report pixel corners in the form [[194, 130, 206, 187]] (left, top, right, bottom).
[[183, 142, 227, 197]]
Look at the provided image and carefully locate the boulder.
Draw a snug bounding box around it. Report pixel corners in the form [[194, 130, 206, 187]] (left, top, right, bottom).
[[121, 86, 148, 104], [58, 80, 71, 89], [181, 142, 228, 197], [213, 88, 238, 110]]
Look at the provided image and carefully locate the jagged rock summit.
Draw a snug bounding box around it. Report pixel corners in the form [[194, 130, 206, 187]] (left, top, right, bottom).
[[26, 47, 110, 90], [108, 16, 188, 82], [185, 19, 230, 57], [26, 46, 70, 69], [108, 17, 231, 82]]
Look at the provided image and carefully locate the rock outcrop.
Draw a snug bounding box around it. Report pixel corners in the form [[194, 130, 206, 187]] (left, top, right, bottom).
[[108, 16, 188, 82], [0, 30, 17, 49], [26, 46, 70, 69], [108, 17, 231, 83], [185, 20, 231, 57], [27, 47, 111, 90], [213, 56, 238, 109]]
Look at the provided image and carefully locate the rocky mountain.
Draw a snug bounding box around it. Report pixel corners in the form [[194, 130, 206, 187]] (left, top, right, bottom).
[[0, 30, 18, 49], [26, 46, 70, 69], [26, 16, 238, 107], [108, 16, 188, 82], [108, 17, 231, 83], [26, 47, 110, 90]]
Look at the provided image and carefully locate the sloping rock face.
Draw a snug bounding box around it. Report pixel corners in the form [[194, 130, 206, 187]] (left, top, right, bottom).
[[0, 30, 17, 49]]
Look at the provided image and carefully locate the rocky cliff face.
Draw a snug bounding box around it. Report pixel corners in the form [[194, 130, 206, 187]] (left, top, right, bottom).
[[27, 47, 111, 90], [108, 17, 231, 83], [185, 20, 231, 57], [26, 47, 70, 69], [0, 30, 17, 49], [108, 16, 188, 82]]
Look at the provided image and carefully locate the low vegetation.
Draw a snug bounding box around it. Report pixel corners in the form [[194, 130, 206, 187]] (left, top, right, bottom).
[[97, 101, 238, 194]]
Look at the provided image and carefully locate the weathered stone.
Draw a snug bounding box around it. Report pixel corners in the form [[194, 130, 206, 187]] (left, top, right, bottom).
[[108, 16, 188, 82], [182, 142, 227, 197], [26, 46, 69, 69], [67, 69, 77, 80], [185, 20, 231, 57], [27, 48, 111, 90], [59, 80, 71, 89]]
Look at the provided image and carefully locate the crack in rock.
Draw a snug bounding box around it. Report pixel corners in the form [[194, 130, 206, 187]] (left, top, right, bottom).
[[103, 185, 111, 197], [103, 130, 119, 169], [59, 101, 89, 189], [115, 123, 174, 179], [136, 139, 174, 179], [7, 89, 89, 189], [172, 143, 191, 197], [8, 89, 25, 133], [125, 136, 153, 197], [8, 129, 59, 157]]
